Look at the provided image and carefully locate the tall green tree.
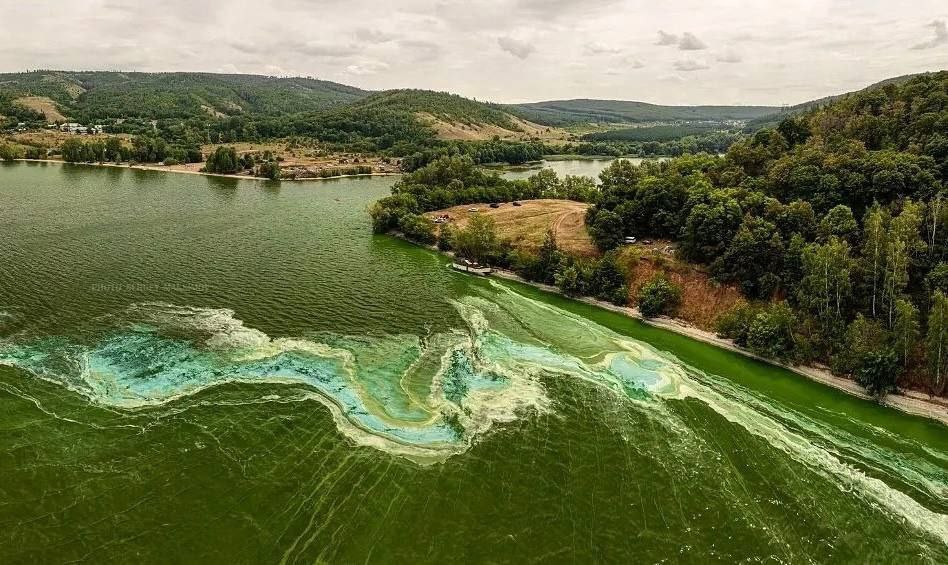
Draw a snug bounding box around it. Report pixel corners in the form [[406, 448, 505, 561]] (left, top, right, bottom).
[[798, 237, 854, 337], [926, 291, 948, 396], [883, 201, 923, 327], [892, 299, 919, 368], [861, 204, 889, 318], [451, 214, 499, 265]]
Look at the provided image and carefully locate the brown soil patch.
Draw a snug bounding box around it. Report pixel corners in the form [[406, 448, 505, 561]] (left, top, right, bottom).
[[14, 96, 66, 122], [416, 112, 570, 142], [619, 247, 745, 331], [427, 199, 598, 257]]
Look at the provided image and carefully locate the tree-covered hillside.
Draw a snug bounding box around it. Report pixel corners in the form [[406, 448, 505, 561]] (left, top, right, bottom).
[[507, 99, 780, 126], [0, 71, 368, 121], [371, 70, 948, 397], [350, 89, 520, 130]]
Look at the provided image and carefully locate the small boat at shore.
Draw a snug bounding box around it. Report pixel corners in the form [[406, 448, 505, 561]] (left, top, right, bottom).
[[452, 258, 492, 276]]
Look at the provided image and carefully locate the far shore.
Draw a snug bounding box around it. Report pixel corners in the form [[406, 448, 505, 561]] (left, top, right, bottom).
[[9, 158, 403, 182], [403, 236, 948, 425]]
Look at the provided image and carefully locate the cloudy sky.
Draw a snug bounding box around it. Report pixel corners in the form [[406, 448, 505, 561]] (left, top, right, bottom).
[[1, 0, 946, 105]]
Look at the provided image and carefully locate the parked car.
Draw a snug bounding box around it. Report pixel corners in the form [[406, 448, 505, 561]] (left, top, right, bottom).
[[489, 203, 501, 209], [512, 201, 522, 207]]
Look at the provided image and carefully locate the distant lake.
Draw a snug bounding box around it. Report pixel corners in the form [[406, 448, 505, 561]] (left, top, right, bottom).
[[497, 156, 665, 181]]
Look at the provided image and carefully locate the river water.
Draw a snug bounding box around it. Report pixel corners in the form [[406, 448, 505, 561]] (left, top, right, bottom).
[[0, 161, 946, 563]]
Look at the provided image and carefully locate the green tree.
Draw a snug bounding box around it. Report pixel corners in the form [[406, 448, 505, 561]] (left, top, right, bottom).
[[637, 274, 682, 318], [555, 260, 591, 297], [0, 143, 21, 161], [818, 205, 858, 243], [590, 251, 628, 305], [926, 291, 948, 396], [587, 209, 624, 251], [256, 160, 280, 180], [861, 204, 890, 318], [712, 216, 785, 298], [205, 146, 239, 174], [746, 302, 796, 361], [892, 299, 919, 368], [526, 229, 563, 284], [854, 349, 900, 399], [798, 237, 854, 337], [882, 201, 923, 327], [398, 213, 436, 244], [451, 214, 499, 265]]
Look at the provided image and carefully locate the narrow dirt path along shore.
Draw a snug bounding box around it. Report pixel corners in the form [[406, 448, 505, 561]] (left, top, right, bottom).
[[485, 266, 948, 425]]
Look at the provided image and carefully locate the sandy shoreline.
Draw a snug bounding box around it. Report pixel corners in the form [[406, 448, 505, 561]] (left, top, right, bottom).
[[10, 158, 403, 182], [483, 266, 948, 425]]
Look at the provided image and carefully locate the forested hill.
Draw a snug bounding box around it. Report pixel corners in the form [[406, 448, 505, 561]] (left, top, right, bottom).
[[745, 73, 926, 130], [0, 71, 369, 121], [506, 99, 780, 126], [0, 72, 542, 142], [348, 89, 519, 129]]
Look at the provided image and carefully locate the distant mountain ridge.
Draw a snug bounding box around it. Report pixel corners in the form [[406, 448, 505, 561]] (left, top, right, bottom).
[[505, 99, 781, 126]]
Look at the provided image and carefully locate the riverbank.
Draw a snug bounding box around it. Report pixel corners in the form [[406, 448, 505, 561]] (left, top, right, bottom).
[[10, 158, 403, 182], [487, 268, 948, 425], [415, 235, 948, 424]]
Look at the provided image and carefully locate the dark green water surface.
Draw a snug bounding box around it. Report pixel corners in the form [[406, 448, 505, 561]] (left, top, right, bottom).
[[0, 162, 945, 563]]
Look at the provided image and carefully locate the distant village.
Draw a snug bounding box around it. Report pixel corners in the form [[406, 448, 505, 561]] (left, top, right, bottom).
[[4, 121, 105, 134]]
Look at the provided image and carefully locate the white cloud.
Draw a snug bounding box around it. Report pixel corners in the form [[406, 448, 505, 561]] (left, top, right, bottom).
[[355, 28, 397, 44], [497, 36, 535, 59], [911, 20, 947, 50], [678, 32, 707, 50], [674, 59, 710, 71], [346, 60, 390, 75], [656, 30, 678, 46], [625, 57, 646, 69], [584, 41, 621, 55], [0, 0, 945, 105]]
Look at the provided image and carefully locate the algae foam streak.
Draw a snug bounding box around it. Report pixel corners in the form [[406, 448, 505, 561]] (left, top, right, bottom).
[[0, 163, 946, 562]]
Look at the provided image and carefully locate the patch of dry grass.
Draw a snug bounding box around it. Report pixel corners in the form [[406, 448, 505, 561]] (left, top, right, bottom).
[[427, 199, 598, 256], [14, 96, 66, 122], [620, 247, 745, 331], [416, 112, 572, 142]]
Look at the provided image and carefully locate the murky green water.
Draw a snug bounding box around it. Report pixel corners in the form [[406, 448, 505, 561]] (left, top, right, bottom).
[[1, 161, 946, 563]]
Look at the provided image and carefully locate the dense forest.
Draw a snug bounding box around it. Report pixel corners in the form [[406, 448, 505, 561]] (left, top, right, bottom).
[[373, 71, 948, 398], [0, 71, 367, 121]]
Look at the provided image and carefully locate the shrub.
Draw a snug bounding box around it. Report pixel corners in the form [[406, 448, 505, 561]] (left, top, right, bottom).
[[716, 303, 758, 346], [0, 143, 21, 161], [205, 146, 239, 174], [854, 349, 900, 399], [256, 161, 280, 180], [637, 274, 681, 317], [398, 213, 436, 244], [745, 302, 796, 361], [591, 251, 629, 305]]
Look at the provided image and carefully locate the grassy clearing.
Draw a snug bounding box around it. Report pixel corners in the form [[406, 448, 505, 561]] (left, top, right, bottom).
[[14, 96, 66, 122]]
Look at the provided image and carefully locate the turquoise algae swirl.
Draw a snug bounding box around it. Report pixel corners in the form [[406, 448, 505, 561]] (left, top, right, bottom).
[[1, 283, 946, 546]]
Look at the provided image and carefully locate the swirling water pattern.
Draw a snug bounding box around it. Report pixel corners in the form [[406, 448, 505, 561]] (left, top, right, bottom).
[[0, 162, 945, 562]]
